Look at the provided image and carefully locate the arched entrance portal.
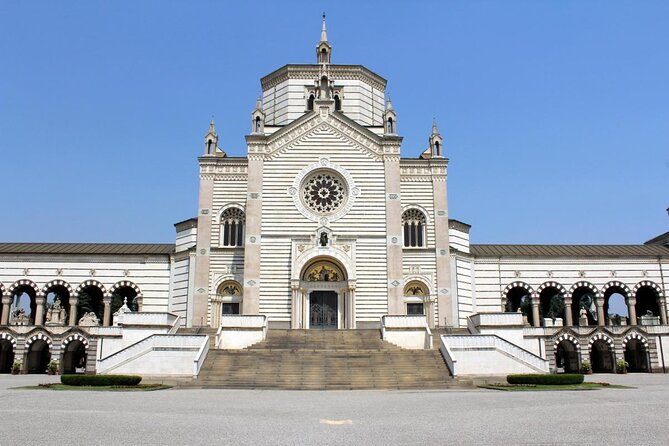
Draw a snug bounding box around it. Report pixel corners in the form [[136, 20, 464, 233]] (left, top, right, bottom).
[[590, 340, 614, 373], [555, 340, 579, 373], [62, 340, 87, 374], [293, 258, 354, 330], [624, 339, 649, 373], [0, 340, 15, 373], [26, 340, 51, 374]]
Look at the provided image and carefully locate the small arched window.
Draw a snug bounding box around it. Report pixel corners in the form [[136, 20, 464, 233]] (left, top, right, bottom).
[[387, 118, 394, 134], [255, 116, 261, 132], [220, 208, 245, 247], [402, 209, 427, 248], [434, 141, 440, 156], [334, 95, 341, 111], [307, 94, 315, 111]]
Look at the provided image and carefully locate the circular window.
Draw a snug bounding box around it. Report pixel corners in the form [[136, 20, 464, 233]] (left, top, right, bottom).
[[301, 171, 347, 215]]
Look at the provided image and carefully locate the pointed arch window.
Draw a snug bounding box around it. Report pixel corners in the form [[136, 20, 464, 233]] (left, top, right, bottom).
[[220, 208, 245, 247], [402, 209, 427, 248], [307, 94, 315, 111]]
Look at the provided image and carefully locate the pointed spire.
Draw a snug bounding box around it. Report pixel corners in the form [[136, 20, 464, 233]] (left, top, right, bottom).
[[320, 13, 328, 42], [386, 96, 393, 111], [208, 116, 217, 136], [431, 117, 440, 135], [254, 95, 263, 111]]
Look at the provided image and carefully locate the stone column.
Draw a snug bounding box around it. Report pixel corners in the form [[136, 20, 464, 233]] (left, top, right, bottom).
[[563, 298, 573, 326], [501, 296, 508, 312], [346, 286, 356, 329], [301, 289, 309, 329], [291, 282, 301, 329], [102, 296, 112, 326], [531, 298, 540, 328], [596, 298, 606, 326], [659, 297, 668, 325], [34, 296, 46, 326], [1, 296, 11, 325], [627, 297, 638, 326], [68, 296, 79, 326], [382, 141, 404, 315], [210, 297, 222, 328]]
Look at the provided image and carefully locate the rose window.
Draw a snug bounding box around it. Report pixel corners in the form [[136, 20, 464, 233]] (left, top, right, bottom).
[[302, 171, 347, 214]]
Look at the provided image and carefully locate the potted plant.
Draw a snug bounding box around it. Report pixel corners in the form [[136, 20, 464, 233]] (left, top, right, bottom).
[[47, 360, 59, 375], [616, 358, 629, 374], [580, 360, 592, 375], [11, 360, 22, 375]]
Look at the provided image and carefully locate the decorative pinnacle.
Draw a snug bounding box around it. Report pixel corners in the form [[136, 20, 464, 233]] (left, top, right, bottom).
[[320, 13, 328, 42], [386, 96, 393, 111], [432, 117, 440, 135]]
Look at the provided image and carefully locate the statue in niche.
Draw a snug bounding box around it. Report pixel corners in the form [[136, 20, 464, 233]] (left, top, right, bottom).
[[10, 308, 29, 325], [45, 298, 67, 325], [319, 232, 329, 247]]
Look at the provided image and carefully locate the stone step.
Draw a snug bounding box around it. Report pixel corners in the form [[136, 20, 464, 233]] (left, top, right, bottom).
[[189, 328, 454, 390]]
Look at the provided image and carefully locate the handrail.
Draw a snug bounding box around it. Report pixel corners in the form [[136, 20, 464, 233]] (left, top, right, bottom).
[[439, 340, 457, 375], [441, 334, 549, 372], [193, 336, 210, 377]]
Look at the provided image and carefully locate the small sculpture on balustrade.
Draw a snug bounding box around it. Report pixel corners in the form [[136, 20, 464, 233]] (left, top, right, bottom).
[[78, 312, 100, 327], [10, 308, 29, 325], [45, 298, 67, 326]]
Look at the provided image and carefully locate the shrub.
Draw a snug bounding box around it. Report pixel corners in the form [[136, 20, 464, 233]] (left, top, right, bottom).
[[507, 374, 584, 385], [61, 374, 142, 387], [580, 360, 591, 373]]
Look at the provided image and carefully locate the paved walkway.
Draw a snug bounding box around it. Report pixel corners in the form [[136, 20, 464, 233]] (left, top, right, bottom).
[[0, 374, 667, 445]]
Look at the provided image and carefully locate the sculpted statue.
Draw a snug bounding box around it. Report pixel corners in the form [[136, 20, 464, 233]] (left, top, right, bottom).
[[45, 298, 67, 325], [10, 308, 29, 325], [78, 312, 100, 327]]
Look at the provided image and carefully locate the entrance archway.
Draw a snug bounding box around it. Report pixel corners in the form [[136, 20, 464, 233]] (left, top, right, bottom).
[[25, 339, 51, 374], [624, 337, 649, 373], [590, 339, 614, 373], [555, 340, 579, 373], [0, 339, 15, 373], [504, 285, 533, 326], [62, 340, 87, 374]]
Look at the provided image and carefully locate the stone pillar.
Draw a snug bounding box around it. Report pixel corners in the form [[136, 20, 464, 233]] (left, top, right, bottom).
[[301, 289, 309, 329], [34, 296, 46, 326], [68, 296, 79, 326], [291, 282, 301, 329], [382, 141, 404, 315], [192, 159, 216, 327], [531, 298, 540, 328], [1, 296, 11, 325], [102, 297, 112, 326], [659, 297, 668, 325], [210, 297, 222, 328], [627, 297, 638, 326], [563, 298, 573, 326], [501, 296, 508, 312], [431, 159, 453, 327], [596, 298, 606, 326], [241, 142, 265, 317], [346, 286, 356, 329]]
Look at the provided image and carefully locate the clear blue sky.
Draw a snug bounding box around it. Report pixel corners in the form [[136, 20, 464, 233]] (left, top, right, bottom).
[[1, 1, 667, 244]]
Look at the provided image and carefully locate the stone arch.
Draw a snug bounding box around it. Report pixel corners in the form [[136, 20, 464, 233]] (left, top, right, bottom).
[[588, 333, 614, 351], [502, 281, 534, 299], [302, 258, 347, 282], [403, 277, 434, 321], [632, 280, 664, 298], [601, 281, 631, 297], [622, 332, 649, 349], [568, 281, 599, 298], [553, 333, 580, 373], [61, 333, 89, 374], [553, 333, 580, 349], [42, 279, 74, 297], [75, 280, 107, 297], [293, 249, 354, 282], [108, 281, 142, 299], [60, 333, 89, 349], [25, 332, 53, 349], [535, 281, 568, 298], [211, 280, 244, 325], [0, 332, 16, 374], [8, 279, 42, 298]]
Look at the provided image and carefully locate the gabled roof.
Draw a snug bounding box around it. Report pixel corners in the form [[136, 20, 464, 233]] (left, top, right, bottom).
[[470, 244, 669, 258], [645, 231, 669, 246], [0, 243, 175, 255]]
